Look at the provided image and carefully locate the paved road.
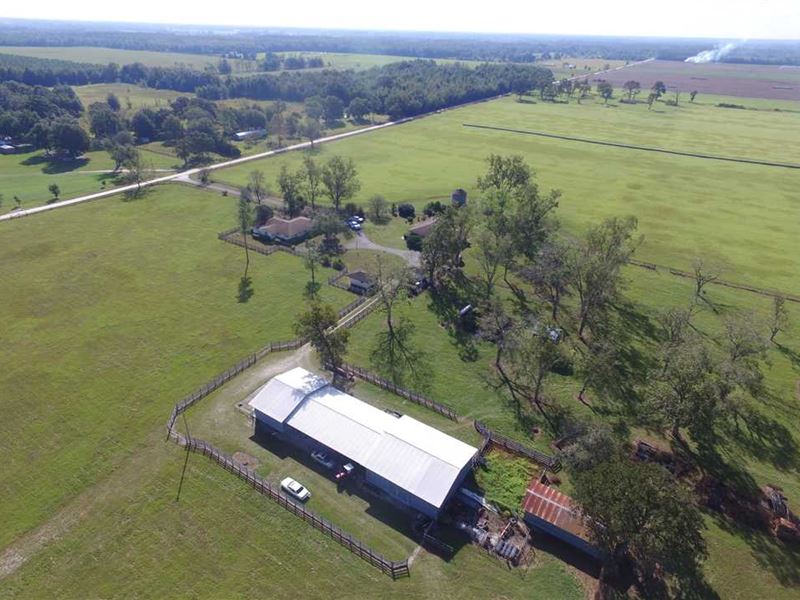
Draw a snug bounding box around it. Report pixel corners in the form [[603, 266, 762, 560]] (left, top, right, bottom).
[[0, 119, 410, 223]]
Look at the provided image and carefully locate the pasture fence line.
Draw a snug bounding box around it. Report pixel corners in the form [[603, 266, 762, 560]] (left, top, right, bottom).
[[339, 361, 460, 421], [337, 296, 368, 319], [176, 437, 410, 579], [474, 421, 561, 472], [627, 259, 800, 304]]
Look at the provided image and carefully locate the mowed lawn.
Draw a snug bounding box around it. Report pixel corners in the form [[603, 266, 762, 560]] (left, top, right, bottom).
[[0, 149, 179, 215], [214, 94, 800, 295], [0, 46, 256, 70], [0, 183, 350, 549]]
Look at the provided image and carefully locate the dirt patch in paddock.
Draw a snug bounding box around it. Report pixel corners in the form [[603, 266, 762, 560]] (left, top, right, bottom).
[[596, 60, 800, 101], [233, 452, 260, 470]]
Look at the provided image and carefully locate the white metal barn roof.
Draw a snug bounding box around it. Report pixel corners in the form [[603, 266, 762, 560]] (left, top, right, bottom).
[[249, 368, 478, 509], [248, 367, 327, 423]]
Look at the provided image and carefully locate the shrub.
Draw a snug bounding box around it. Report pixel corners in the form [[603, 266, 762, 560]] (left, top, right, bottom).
[[254, 205, 274, 225], [423, 200, 446, 217], [332, 258, 345, 271], [397, 203, 415, 219], [343, 202, 364, 218], [405, 232, 423, 251]]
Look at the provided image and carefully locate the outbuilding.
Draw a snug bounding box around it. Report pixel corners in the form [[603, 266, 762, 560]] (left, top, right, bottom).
[[522, 480, 603, 560], [347, 270, 377, 295], [249, 367, 478, 519]]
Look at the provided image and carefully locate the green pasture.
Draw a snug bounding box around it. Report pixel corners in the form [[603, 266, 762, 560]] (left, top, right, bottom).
[[273, 51, 488, 70], [215, 94, 800, 295], [0, 183, 350, 549], [72, 83, 191, 112], [0, 45, 257, 71], [0, 149, 178, 214]]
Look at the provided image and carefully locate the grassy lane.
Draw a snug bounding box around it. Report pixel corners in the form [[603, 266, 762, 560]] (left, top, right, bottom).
[[0, 184, 349, 548]]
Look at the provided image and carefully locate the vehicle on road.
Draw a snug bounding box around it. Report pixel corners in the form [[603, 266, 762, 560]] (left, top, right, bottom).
[[311, 450, 336, 470], [281, 477, 311, 501]]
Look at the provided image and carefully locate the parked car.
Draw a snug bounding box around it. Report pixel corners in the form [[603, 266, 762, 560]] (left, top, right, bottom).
[[347, 220, 362, 231], [281, 477, 311, 501], [311, 450, 336, 470], [351, 215, 365, 223]]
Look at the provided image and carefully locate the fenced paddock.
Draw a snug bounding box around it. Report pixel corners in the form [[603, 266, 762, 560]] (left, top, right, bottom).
[[170, 433, 410, 579], [339, 361, 460, 421], [474, 421, 561, 472]]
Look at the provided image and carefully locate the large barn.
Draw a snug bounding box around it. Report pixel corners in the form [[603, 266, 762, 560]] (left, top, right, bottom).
[[249, 367, 478, 518]]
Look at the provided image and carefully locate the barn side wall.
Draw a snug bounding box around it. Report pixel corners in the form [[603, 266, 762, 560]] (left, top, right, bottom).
[[523, 513, 603, 559], [365, 471, 439, 519]]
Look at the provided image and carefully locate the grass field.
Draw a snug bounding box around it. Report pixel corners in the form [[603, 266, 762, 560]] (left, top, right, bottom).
[[274, 51, 490, 70], [72, 83, 191, 112], [0, 183, 350, 549], [215, 93, 800, 295], [0, 149, 179, 215], [0, 45, 258, 71], [544, 57, 630, 79]]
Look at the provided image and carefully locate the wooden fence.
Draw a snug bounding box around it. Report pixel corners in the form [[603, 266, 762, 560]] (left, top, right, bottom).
[[166, 338, 305, 433], [474, 421, 561, 472], [627, 259, 800, 304], [340, 361, 459, 421], [337, 296, 368, 318], [175, 436, 409, 579]]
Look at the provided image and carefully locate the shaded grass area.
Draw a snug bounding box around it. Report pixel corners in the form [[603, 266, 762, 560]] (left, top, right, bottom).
[[474, 448, 538, 513], [343, 260, 800, 599], [214, 94, 800, 295], [0, 183, 349, 548]]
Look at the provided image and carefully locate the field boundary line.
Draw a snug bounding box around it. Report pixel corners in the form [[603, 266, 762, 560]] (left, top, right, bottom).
[[628, 259, 800, 303], [462, 123, 800, 169]]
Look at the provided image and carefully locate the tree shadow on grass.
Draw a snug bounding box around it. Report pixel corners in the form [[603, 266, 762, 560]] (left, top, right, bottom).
[[22, 154, 90, 174], [237, 276, 254, 303], [426, 280, 481, 362], [707, 508, 800, 589]]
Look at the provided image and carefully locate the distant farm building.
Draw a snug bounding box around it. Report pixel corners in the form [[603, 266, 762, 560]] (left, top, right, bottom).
[[234, 128, 267, 141], [451, 188, 468, 207], [0, 143, 30, 154], [0, 144, 15, 155], [347, 270, 377, 295], [522, 480, 603, 559], [254, 216, 312, 244], [249, 367, 479, 518]]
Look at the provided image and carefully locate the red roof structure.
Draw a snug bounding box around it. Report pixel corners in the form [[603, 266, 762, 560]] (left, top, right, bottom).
[[522, 480, 591, 541]]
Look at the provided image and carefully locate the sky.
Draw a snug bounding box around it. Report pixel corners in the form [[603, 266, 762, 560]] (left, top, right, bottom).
[[2, 0, 799, 40]]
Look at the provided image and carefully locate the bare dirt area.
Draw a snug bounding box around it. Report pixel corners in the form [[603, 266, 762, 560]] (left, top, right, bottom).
[[594, 60, 800, 101]]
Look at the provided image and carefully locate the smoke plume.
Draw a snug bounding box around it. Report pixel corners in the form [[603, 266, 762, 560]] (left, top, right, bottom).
[[685, 42, 739, 64]]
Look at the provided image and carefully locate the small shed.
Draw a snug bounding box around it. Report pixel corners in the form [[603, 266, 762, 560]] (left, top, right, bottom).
[[523, 480, 603, 559], [451, 188, 468, 207], [348, 270, 377, 295], [234, 129, 267, 141]]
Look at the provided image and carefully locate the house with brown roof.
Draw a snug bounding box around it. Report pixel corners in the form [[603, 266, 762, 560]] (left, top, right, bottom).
[[255, 216, 313, 244]]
